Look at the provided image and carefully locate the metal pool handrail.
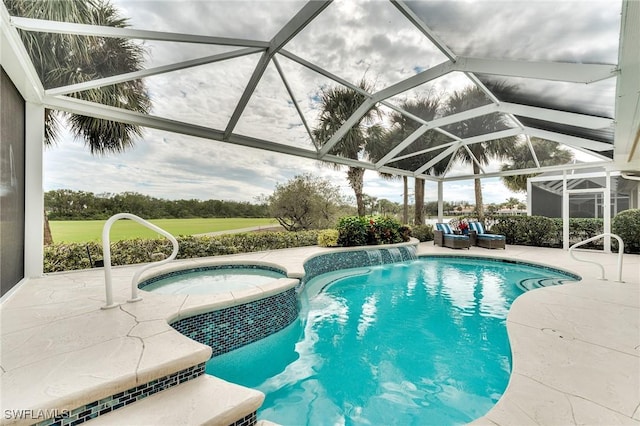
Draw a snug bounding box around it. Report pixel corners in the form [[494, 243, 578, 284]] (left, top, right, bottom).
[[101, 213, 179, 309], [569, 233, 624, 282]]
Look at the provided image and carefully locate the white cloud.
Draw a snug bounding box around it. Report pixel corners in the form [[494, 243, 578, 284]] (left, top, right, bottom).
[[43, 0, 617, 209]]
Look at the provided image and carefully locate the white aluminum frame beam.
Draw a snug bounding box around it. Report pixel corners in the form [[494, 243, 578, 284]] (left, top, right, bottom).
[[318, 59, 456, 157], [524, 127, 613, 152], [391, 0, 457, 61], [500, 102, 614, 129], [454, 57, 617, 84], [10, 16, 270, 48], [441, 160, 612, 182], [415, 143, 460, 175], [376, 103, 500, 166], [43, 94, 428, 180], [223, 0, 331, 139], [525, 135, 541, 169], [45, 47, 264, 96], [614, 0, 640, 164], [272, 56, 317, 149], [415, 128, 521, 174], [1, 5, 44, 103]]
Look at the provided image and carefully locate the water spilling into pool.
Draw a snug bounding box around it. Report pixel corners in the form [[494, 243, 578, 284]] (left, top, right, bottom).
[[206, 257, 578, 425]]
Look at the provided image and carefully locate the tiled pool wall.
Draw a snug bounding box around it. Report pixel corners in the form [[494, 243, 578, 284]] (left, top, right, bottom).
[[170, 287, 298, 357], [34, 363, 205, 426], [138, 264, 287, 290], [303, 245, 417, 283], [230, 412, 257, 426]]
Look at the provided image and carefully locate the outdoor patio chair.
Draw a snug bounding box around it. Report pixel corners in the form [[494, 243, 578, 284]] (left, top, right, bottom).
[[434, 223, 470, 249], [468, 222, 506, 249]]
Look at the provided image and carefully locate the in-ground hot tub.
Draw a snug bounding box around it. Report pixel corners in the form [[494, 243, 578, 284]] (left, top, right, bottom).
[[139, 264, 288, 295]]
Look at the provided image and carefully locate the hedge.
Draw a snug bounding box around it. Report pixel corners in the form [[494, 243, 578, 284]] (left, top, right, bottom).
[[44, 230, 320, 273], [42, 212, 640, 272], [488, 215, 638, 253]]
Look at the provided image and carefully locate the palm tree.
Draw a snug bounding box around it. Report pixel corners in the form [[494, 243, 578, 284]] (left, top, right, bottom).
[[383, 98, 448, 225], [442, 85, 518, 221], [6, 0, 151, 242], [312, 80, 384, 216], [500, 138, 574, 192]]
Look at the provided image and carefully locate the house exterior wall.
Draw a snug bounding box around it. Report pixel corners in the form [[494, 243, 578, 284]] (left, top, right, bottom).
[[1, 67, 26, 296]]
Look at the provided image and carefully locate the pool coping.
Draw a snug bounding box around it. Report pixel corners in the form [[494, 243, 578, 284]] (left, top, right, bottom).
[[1, 243, 638, 425]]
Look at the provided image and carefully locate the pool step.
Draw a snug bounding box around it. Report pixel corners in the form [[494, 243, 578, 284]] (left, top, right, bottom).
[[86, 374, 264, 425], [517, 277, 567, 292]]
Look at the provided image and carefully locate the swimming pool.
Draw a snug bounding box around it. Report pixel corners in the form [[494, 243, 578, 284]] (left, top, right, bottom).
[[139, 265, 287, 295], [205, 257, 578, 425]]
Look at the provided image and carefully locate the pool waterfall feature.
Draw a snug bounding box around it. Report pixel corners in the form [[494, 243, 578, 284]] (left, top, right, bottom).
[[302, 243, 418, 283]]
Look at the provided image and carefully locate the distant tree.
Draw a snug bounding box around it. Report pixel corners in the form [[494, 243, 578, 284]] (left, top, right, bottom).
[[504, 197, 521, 209], [362, 194, 379, 215], [267, 174, 344, 231], [486, 203, 499, 215], [378, 199, 402, 217], [312, 80, 384, 216], [44, 190, 269, 220], [501, 138, 574, 192]]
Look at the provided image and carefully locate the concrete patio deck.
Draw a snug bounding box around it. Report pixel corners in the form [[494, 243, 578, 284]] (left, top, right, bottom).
[[1, 243, 638, 425]]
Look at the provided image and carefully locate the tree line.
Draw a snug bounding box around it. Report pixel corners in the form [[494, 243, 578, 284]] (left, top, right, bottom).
[[45, 190, 269, 220]]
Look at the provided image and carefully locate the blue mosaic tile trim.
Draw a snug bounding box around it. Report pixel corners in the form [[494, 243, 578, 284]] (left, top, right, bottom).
[[229, 411, 256, 426], [34, 363, 205, 426], [303, 245, 417, 283], [171, 288, 298, 357], [139, 264, 287, 290]]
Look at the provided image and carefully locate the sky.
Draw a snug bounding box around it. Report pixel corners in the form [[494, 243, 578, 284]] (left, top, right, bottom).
[[43, 0, 620, 206]]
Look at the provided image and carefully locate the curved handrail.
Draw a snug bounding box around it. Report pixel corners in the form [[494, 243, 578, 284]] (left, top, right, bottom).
[[569, 233, 624, 282], [101, 213, 179, 309]]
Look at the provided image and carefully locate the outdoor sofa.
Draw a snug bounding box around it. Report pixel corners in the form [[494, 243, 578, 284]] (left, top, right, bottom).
[[468, 221, 506, 249], [434, 223, 471, 249]]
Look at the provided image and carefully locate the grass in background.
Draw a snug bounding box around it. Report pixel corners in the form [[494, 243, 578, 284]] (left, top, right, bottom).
[[50, 218, 279, 243]]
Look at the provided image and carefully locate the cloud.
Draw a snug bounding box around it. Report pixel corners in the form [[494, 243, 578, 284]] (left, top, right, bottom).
[[43, 0, 617, 210]]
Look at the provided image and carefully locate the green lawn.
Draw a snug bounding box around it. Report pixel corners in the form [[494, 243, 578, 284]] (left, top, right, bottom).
[[50, 218, 280, 243]]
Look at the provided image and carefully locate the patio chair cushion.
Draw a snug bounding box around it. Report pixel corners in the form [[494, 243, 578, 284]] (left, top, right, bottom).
[[436, 223, 454, 234], [470, 222, 505, 240], [469, 221, 485, 234], [476, 234, 505, 240]]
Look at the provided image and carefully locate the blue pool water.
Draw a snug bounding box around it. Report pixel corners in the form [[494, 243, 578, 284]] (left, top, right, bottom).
[[206, 257, 578, 425], [140, 266, 286, 295]]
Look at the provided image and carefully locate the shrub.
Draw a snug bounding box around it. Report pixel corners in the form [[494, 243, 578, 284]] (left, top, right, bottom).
[[317, 229, 339, 247], [411, 225, 433, 242], [491, 216, 558, 246], [336, 215, 404, 247], [612, 209, 640, 253], [366, 216, 403, 245], [398, 225, 412, 242], [336, 216, 368, 247], [43, 230, 321, 272]]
